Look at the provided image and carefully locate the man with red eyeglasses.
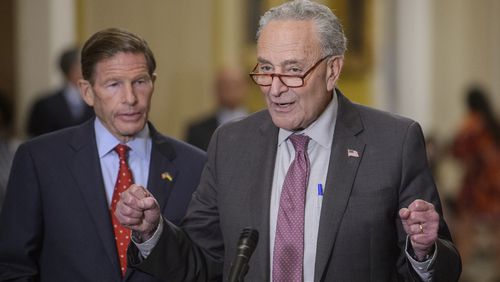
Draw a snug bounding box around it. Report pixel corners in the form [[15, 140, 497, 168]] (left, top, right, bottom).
[[116, 1, 461, 281]]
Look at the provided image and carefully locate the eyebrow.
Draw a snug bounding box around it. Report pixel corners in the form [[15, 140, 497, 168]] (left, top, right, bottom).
[[134, 74, 151, 80], [256, 57, 303, 67], [103, 72, 150, 81]]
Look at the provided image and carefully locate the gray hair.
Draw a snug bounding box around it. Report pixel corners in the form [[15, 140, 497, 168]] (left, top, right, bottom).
[[256, 0, 347, 57]]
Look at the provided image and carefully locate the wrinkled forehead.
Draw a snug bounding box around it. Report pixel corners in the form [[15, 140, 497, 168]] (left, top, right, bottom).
[[256, 20, 322, 64], [92, 52, 150, 81]]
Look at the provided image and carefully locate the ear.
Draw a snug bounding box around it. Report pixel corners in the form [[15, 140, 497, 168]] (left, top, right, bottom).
[[150, 73, 157, 96], [78, 79, 95, 107], [326, 56, 344, 92]]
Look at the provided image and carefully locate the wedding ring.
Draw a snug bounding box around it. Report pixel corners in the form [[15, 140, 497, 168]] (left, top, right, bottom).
[[418, 223, 424, 233]]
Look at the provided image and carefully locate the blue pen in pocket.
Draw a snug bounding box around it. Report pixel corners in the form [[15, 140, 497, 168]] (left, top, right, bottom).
[[317, 183, 324, 196]]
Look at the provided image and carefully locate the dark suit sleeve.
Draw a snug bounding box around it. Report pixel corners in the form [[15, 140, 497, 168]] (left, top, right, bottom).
[[131, 131, 224, 281], [397, 122, 461, 281], [129, 219, 222, 282], [0, 144, 42, 281]]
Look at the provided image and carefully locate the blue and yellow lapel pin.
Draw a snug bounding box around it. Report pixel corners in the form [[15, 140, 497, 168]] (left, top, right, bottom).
[[161, 172, 173, 182]]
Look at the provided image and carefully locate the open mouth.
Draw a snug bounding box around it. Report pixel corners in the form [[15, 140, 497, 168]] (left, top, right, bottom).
[[274, 101, 295, 107], [272, 101, 295, 112]]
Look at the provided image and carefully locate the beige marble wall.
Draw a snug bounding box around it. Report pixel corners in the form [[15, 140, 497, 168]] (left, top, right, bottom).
[[432, 0, 500, 142], [15, 0, 76, 137], [15, 0, 248, 139], [373, 0, 500, 139], [14, 0, 500, 142]]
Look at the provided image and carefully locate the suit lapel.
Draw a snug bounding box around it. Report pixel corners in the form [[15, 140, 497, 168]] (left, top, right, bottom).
[[124, 124, 177, 281], [68, 120, 121, 277], [145, 124, 178, 214], [314, 92, 365, 281], [246, 114, 279, 280]]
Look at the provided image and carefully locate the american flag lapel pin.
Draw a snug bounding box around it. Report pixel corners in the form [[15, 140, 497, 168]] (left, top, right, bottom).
[[161, 172, 173, 182], [347, 149, 359, 158]]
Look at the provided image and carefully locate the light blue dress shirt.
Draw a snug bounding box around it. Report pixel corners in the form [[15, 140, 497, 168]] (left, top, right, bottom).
[[94, 118, 152, 206]]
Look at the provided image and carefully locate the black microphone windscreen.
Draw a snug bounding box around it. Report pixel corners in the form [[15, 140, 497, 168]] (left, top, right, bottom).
[[237, 228, 259, 256], [227, 227, 259, 282]]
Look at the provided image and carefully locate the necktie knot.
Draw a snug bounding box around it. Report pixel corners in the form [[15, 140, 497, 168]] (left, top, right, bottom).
[[114, 144, 130, 161], [289, 134, 310, 154]]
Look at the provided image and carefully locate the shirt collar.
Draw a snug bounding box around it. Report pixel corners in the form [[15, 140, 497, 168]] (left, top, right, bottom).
[[94, 118, 150, 159], [278, 90, 338, 148]]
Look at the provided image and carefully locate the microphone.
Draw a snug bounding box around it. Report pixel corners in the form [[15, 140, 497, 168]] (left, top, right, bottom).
[[227, 228, 259, 282]]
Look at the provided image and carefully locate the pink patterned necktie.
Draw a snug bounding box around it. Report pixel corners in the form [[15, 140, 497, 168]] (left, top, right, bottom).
[[110, 144, 133, 277], [273, 134, 310, 282]]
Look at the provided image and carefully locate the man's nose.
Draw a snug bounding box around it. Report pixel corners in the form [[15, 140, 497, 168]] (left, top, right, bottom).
[[268, 75, 288, 96], [123, 83, 138, 104]]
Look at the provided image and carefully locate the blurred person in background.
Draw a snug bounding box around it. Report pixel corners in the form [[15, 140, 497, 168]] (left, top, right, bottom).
[[185, 66, 249, 151], [27, 46, 94, 137], [452, 86, 500, 279], [0, 91, 17, 211]]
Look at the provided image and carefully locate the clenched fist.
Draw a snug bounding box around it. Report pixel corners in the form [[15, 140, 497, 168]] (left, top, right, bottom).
[[114, 184, 161, 242]]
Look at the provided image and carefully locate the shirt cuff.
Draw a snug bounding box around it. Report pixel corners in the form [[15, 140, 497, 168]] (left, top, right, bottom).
[[405, 236, 437, 281], [132, 218, 164, 259]]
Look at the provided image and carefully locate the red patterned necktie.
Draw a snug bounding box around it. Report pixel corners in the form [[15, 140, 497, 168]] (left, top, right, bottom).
[[273, 134, 310, 282], [110, 144, 133, 277]]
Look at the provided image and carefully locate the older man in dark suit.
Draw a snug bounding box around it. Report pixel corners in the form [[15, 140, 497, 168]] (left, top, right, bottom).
[[116, 1, 461, 281], [0, 28, 206, 282]]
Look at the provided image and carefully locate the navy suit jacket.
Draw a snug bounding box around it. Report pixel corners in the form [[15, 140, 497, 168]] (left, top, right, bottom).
[[0, 119, 206, 282]]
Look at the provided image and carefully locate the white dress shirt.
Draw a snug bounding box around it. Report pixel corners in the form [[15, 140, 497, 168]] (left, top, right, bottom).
[[269, 92, 338, 281]]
